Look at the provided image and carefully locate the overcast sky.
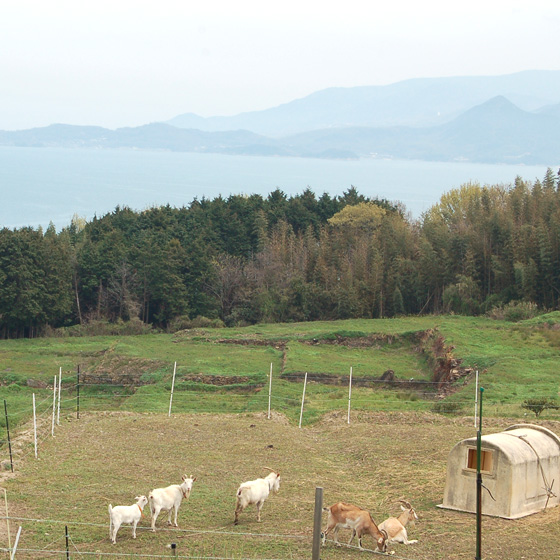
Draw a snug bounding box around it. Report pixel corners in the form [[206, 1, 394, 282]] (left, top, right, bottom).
[[1, 0, 559, 130]]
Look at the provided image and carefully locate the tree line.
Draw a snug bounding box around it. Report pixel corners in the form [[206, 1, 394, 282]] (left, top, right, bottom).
[[1, 170, 559, 338]]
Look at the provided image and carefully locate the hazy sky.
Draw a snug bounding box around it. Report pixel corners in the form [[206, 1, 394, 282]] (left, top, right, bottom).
[[2, 0, 559, 130]]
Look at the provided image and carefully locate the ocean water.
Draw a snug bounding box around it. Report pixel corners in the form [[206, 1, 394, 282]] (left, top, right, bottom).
[[0, 146, 553, 230]]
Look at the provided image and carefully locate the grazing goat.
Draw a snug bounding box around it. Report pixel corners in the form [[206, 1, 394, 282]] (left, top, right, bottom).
[[378, 500, 418, 545], [322, 502, 388, 552], [234, 467, 281, 525], [148, 475, 196, 531], [108, 495, 148, 544]]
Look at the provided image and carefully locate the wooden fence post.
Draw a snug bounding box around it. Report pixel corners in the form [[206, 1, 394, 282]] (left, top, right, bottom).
[[312, 487, 323, 560]]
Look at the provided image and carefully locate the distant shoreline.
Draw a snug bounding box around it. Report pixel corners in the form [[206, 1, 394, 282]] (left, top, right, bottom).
[[0, 146, 553, 230]]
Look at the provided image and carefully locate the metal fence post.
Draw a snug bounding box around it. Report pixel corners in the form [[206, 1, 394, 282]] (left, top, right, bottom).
[[65, 525, 70, 560], [299, 372, 308, 428], [168, 362, 177, 417], [476, 387, 484, 560], [4, 400, 13, 472], [76, 365, 80, 419]]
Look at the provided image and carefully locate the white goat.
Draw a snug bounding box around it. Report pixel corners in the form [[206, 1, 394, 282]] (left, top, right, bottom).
[[148, 475, 196, 531], [321, 502, 388, 552], [234, 468, 281, 525], [378, 500, 418, 544], [108, 495, 148, 544]]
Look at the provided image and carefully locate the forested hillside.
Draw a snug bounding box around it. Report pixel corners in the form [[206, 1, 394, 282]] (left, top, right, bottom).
[[1, 169, 560, 338]]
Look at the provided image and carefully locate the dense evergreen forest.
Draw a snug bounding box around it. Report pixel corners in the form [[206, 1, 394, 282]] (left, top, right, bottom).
[[1, 169, 560, 338]]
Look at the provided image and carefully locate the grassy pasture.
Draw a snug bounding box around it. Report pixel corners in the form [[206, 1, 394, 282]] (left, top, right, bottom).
[[1, 411, 559, 560], [1, 315, 560, 559]]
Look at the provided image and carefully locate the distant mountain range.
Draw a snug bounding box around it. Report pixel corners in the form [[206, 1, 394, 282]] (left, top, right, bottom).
[[166, 70, 560, 136], [1, 70, 560, 165]]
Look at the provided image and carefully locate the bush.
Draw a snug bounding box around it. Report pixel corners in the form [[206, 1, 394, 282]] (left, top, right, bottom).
[[487, 301, 540, 322], [49, 318, 154, 337], [397, 391, 418, 402], [168, 315, 225, 332], [431, 401, 465, 415], [521, 397, 559, 417], [0, 372, 28, 386]]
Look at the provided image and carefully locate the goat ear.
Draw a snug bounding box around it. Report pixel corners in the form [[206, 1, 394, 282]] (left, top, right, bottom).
[[192, 476, 197, 482]]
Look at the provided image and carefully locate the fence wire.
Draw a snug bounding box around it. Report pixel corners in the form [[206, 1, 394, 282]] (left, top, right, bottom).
[[1, 548, 299, 560], [0, 367, 555, 471], [1, 516, 306, 540], [0, 368, 529, 560]]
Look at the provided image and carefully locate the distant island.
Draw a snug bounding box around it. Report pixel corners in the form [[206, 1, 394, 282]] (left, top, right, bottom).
[[1, 70, 560, 165]]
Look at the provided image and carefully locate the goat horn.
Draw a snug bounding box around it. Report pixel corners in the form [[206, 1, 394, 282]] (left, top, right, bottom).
[[262, 467, 276, 473], [398, 499, 412, 508]]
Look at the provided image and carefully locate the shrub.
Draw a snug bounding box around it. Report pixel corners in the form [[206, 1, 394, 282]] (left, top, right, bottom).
[[487, 301, 540, 322], [0, 372, 28, 386], [397, 391, 418, 402], [168, 315, 225, 332], [521, 397, 559, 417], [52, 318, 154, 337], [431, 401, 465, 415]]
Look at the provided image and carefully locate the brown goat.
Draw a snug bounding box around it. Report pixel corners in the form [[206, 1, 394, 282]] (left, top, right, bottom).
[[322, 502, 388, 552]]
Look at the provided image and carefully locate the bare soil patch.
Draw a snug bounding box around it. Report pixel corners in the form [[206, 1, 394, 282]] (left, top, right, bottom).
[[81, 352, 164, 386], [184, 374, 254, 386]]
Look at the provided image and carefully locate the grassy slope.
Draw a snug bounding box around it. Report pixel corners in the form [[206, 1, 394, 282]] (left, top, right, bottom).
[[0, 315, 558, 433], [1, 315, 559, 426]]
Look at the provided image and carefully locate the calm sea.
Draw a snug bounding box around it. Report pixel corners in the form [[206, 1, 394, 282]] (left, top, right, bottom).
[[0, 147, 554, 230]]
